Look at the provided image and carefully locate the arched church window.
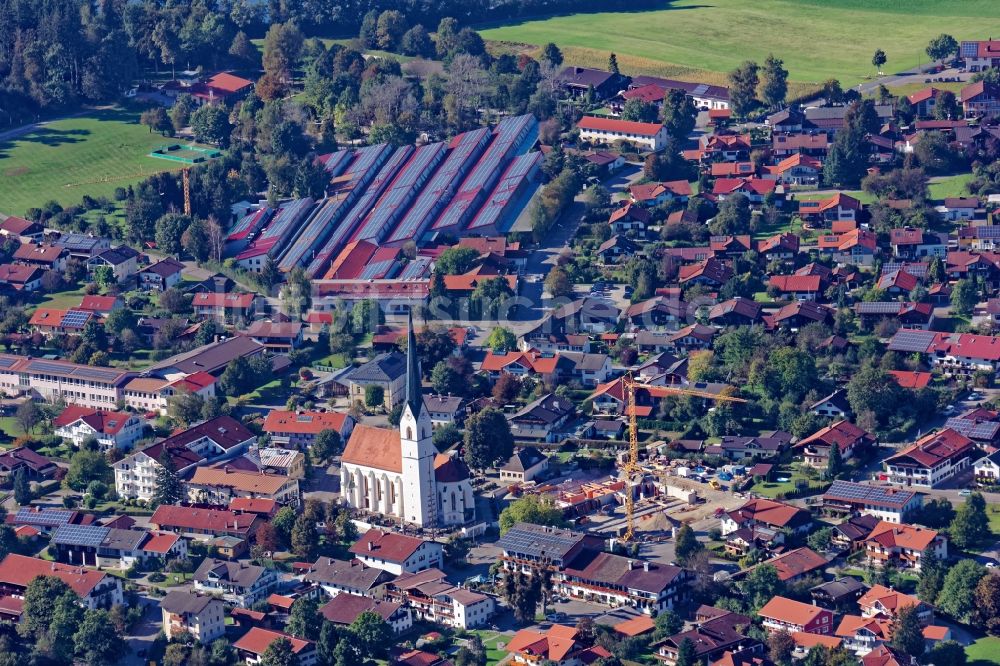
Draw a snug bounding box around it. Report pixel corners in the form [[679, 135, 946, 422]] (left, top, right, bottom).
[[451, 492, 457, 512], [406, 427, 413, 439]]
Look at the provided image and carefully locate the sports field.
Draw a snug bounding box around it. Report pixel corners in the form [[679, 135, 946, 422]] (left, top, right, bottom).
[[479, 0, 1000, 90], [0, 107, 196, 217]]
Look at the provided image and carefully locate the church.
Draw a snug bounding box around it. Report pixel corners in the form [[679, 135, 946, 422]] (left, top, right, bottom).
[[340, 317, 475, 527]]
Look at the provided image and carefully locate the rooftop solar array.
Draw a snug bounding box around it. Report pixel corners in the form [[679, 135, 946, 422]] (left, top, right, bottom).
[[226, 207, 273, 244], [23, 359, 125, 382], [887, 329, 937, 353], [467, 151, 542, 232], [881, 262, 927, 278], [276, 196, 350, 272], [351, 142, 447, 244], [15, 507, 76, 527], [0, 355, 18, 369], [433, 115, 537, 233], [386, 128, 492, 245], [235, 198, 314, 261], [398, 256, 432, 280], [855, 302, 902, 315], [59, 309, 92, 329], [53, 523, 110, 547], [944, 417, 1000, 440], [304, 145, 395, 278], [313, 146, 414, 276], [823, 480, 916, 508], [496, 522, 585, 559], [321, 149, 354, 177]]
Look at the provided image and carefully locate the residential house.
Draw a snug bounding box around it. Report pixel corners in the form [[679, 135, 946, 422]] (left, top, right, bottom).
[[883, 428, 975, 488], [760, 596, 834, 635], [507, 625, 611, 666], [122, 371, 218, 415], [192, 292, 257, 324], [0, 216, 43, 242], [961, 81, 1000, 118], [858, 585, 932, 622], [245, 321, 303, 352], [161, 590, 226, 643], [655, 609, 759, 666], [974, 450, 1000, 484], [597, 235, 640, 263], [744, 547, 827, 583], [149, 505, 261, 541], [508, 393, 575, 442], [0, 554, 124, 610], [87, 246, 140, 282], [711, 178, 777, 205], [763, 153, 821, 185], [609, 203, 652, 234], [185, 467, 300, 507], [13, 242, 66, 271], [55, 233, 110, 260], [302, 557, 396, 598], [771, 301, 833, 330], [718, 433, 791, 461], [798, 193, 863, 225], [624, 296, 687, 329], [907, 87, 943, 117], [28, 307, 96, 336], [889, 228, 947, 259], [811, 577, 867, 608], [51, 523, 185, 569], [423, 395, 465, 429], [771, 133, 830, 157], [341, 352, 408, 410], [0, 446, 57, 481], [818, 228, 879, 266], [233, 628, 317, 666], [0, 264, 43, 292], [810, 389, 852, 419], [796, 420, 876, 468], [822, 481, 923, 524], [864, 522, 947, 570], [831, 514, 882, 551], [499, 522, 688, 614], [707, 297, 761, 327], [679, 258, 733, 287], [500, 447, 549, 484], [386, 568, 496, 629], [557, 67, 627, 100], [769, 275, 821, 301], [53, 405, 143, 450], [262, 409, 355, 448], [629, 181, 693, 206], [721, 498, 811, 537], [193, 558, 279, 607], [114, 415, 254, 500], [578, 116, 669, 152], [320, 593, 412, 634], [349, 529, 444, 576], [559, 352, 613, 387], [139, 258, 184, 291], [835, 615, 893, 656]]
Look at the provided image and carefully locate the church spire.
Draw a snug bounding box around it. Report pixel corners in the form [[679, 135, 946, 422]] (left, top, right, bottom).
[[405, 311, 422, 416]]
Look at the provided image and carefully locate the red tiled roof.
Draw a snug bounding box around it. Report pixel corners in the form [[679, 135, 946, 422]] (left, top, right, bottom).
[[53, 405, 134, 435], [0, 554, 109, 597], [141, 531, 180, 553], [192, 292, 255, 309], [341, 424, 402, 473], [578, 116, 664, 137], [759, 596, 827, 625], [78, 295, 118, 312], [349, 528, 428, 563], [233, 628, 312, 656], [263, 410, 351, 435], [768, 275, 820, 293], [712, 177, 776, 196], [887, 370, 932, 389]]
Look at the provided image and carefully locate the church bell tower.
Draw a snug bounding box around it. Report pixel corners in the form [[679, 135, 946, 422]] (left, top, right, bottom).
[[399, 311, 436, 526]]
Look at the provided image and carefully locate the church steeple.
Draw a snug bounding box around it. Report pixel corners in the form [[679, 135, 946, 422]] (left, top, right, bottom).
[[405, 311, 423, 417]]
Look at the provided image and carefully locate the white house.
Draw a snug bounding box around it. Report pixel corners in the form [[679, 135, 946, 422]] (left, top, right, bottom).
[[161, 590, 226, 644], [348, 529, 444, 576], [53, 406, 144, 451], [577, 116, 669, 152]]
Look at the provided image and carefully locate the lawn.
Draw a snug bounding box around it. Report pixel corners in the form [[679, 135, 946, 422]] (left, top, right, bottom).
[[966, 636, 1000, 666], [753, 467, 828, 499], [464, 630, 510, 666], [928, 173, 974, 201], [987, 504, 1000, 536], [478, 0, 1000, 88], [0, 416, 25, 441], [0, 107, 205, 217]]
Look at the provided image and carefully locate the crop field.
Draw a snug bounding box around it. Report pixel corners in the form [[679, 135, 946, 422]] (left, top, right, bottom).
[[0, 107, 196, 217], [479, 0, 1000, 91]]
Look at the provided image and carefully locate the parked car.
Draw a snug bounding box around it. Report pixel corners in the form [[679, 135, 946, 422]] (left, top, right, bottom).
[[546, 612, 567, 622]]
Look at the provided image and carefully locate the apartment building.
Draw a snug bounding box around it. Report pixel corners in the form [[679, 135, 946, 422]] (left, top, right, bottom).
[[760, 596, 834, 635], [882, 428, 976, 489], [386, 568, 496, 629], [185, 467, 301, 507], [0, 354, 134, 409], [161, 590, 226, 643]]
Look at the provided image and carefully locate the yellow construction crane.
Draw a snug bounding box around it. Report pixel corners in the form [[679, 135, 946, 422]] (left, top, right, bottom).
[[620, 374, 748, 543]]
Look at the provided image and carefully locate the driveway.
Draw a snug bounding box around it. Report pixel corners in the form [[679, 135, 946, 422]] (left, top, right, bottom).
[[122, 595, 161, 666]]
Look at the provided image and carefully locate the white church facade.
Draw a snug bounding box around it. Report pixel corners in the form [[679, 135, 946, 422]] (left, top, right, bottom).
[[340, 318, 475, 528]]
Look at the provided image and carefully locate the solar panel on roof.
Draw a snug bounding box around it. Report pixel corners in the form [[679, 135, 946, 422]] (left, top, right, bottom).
[[888, 329, 936, 353], [53, 524, 109, 547], [16, 507, 75, 526], [59, 310, 90, 328]]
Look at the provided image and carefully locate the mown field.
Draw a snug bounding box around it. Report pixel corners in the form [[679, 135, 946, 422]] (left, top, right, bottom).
[[0, 107, 198, 217], [479, 0, 1000, 91]]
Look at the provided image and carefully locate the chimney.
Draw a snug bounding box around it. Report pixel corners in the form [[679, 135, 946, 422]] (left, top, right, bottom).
[[643, 561, 650, 572]]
